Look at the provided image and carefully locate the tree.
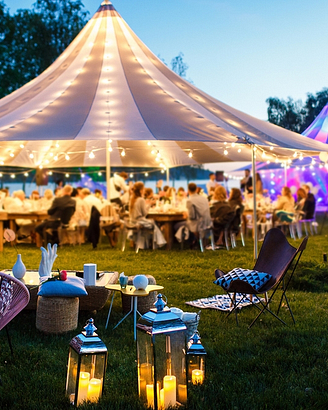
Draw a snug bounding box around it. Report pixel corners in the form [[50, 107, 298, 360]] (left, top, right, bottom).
[[171, 52, 188, 78], [303, 88, 328, 130], [0, 0, 88, 98], [266, 96, 305, 132], [266, 88, 328, 133]]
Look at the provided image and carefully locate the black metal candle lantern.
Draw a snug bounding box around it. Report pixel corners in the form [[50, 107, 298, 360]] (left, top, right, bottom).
[[187, 331, 206, 385], [66, 318, 108, 406], [136, 294, 188, 409]]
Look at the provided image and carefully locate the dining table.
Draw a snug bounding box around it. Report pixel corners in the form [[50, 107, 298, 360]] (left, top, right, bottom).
[[147, 210, 186, 250], [0, 210, 49, 251]]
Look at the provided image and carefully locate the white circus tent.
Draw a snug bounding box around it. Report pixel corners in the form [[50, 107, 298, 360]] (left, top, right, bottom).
[[0, 0, 327, 256]]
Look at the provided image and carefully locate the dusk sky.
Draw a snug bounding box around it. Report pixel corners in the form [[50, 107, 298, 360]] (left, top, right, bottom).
[[4, 0, 328, 121]]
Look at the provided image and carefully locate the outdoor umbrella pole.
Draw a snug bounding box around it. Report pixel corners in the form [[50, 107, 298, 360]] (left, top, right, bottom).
[[106, 140, 111, 202], [252, 147, 258, 259]]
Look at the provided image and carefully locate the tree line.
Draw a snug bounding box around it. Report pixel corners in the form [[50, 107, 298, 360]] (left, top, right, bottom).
[[266, 88, 328, 133]]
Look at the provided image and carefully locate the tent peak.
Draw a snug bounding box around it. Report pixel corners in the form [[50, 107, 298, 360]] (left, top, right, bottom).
[[98, 0, 114, 11]]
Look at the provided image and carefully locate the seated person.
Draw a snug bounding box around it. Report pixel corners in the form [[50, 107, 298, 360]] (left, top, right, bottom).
[[228, 188, 245, 235], [274, 186, 295, 223], [35, 185, 76, 244], [301, 184, 316, 220], [210, 186, 235, 245], [175, 183, 212, 248], [39, 189, 54, 211], [7, 190, 34, 239], [129, 182, 166, 249]]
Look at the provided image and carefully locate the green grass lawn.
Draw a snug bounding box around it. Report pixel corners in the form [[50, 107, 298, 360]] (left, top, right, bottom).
[[0, 223, 328, 410]]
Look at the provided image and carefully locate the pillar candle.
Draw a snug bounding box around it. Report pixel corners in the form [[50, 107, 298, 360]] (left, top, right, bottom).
[[160, 388, 164, 410], [146, 384, 154, 408], [163, 375, 176, 408], [78, 371, 90, 405], [192, 369, 204, 385], [178, 384, 187, 404], [87, 378, 102, 402]]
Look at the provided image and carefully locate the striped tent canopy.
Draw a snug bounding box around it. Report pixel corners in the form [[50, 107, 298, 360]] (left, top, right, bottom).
[[302, 103, 328, 144], [0, 0, 327, 169]]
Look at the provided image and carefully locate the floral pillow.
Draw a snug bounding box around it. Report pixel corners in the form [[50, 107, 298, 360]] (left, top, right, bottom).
[[214, 267, 272, 291]]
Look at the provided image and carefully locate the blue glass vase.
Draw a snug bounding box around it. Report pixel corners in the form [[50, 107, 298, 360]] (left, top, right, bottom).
[[12, 254, 26, 279]]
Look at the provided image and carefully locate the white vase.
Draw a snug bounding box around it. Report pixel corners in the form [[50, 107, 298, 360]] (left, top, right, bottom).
[[133, 275, 148, 290], [12, 254, 26, 279]]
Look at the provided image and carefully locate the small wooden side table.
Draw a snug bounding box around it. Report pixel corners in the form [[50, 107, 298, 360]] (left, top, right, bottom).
[[105, 284, 164, 340]]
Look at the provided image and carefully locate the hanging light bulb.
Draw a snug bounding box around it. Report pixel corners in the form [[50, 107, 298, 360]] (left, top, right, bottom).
[[311, 159, 316, 165], [0, 161, 4, 165], [39, 165, 43, 169], [24, 172, 28, 177], [81, 173, 85, 178], [161, 169, 165, 174], [293, 152, 297, 158], [108, 145, 113, 152], [65, 154, 70, 160], [10, 174, 15, 179], [55, 143, 59, 148], [89, 151, 95, 159], [156, 152, 161, 158], [121, 149, 126, 157], [98, 172, 102, 176], [0, 173, 2, 177], [145, 172, 149, 177], [188, 150, 193, 158], [270, 146, 274, 151], [29, 153, 34, 159], [147, 142, 151, 146], [237, 148, 241, 153], [129, 173, 133, 178], [151, 150, 156, 155], [224, 150, 228, 155], [20, 144, 24, 149], [231, 143, 235, 147], [44, 159, 49, 165], [65, 173, 69, 178], [54, 155, 58, 161], [9, 152, 14, 157], [49, 152, 54, 157], [48, 171, 53, 175]]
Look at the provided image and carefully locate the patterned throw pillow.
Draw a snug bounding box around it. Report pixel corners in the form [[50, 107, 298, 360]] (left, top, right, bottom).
[[214, 267, 272, 291]]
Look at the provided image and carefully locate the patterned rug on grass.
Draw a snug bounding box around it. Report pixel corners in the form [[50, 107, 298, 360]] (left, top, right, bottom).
[[185, 293, 264, 312]]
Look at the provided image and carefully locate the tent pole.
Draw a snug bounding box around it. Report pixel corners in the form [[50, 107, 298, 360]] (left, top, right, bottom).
[[166, 167, 170, 186], [252, 147, 258, 259], [106, 140, 111, 201], [284, 161, 287, 185]]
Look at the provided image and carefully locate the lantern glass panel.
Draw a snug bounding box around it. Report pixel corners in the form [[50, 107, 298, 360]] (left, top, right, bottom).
[[66, 348, 79, 404], [188, 355, 205, 384], [137, 331, 154, 400], [153, 332, 187, 407]]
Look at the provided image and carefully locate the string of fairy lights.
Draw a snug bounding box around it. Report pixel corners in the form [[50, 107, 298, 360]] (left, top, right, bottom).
[[0, 135, 327, 178]]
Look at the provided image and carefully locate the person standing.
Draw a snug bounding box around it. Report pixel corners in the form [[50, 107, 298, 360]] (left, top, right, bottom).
[[206, 173, 218, 195], [109, 172, 129, 206], [240, 169, 252, 192]]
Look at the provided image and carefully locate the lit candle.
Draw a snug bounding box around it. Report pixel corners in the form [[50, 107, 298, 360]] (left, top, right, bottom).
[[192, 369, 204, 385], [160, 388, 164, 410], [78, 371, 90, 405], [163, 375, 176, 408], [178, 384, 187, 404], [87, 378, 102, 402], [146, 384, 154, 408]]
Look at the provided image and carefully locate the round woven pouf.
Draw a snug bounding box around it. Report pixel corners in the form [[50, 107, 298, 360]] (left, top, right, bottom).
[[122, 275, 157, 315], [36, 296, 79, 334]]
